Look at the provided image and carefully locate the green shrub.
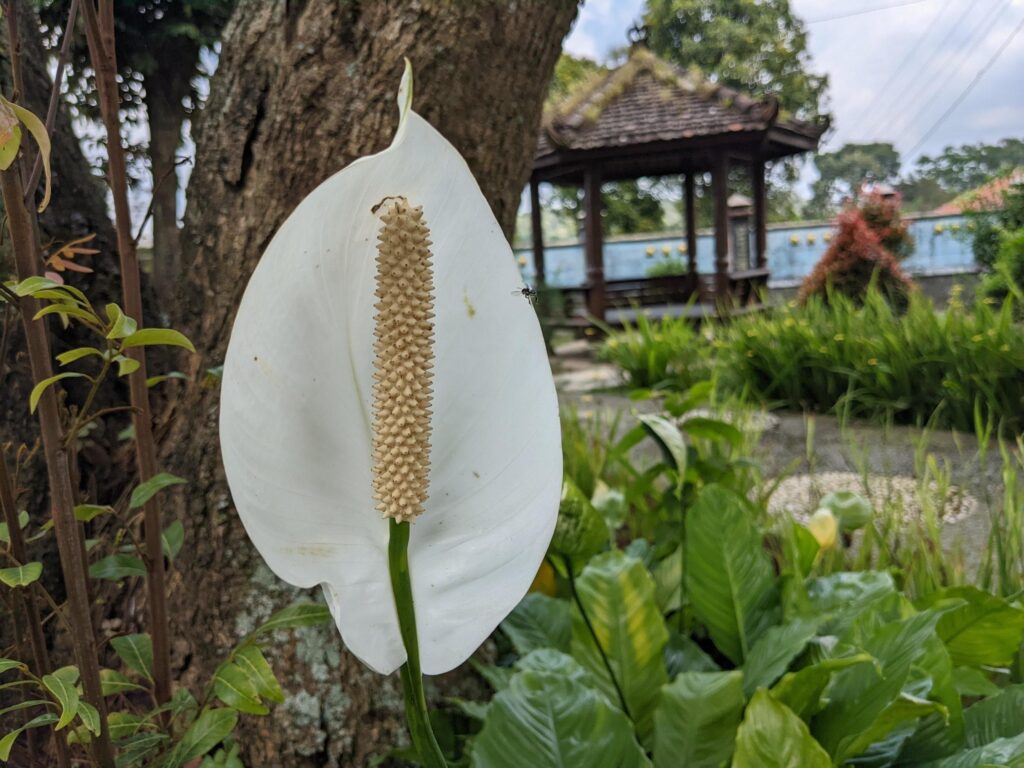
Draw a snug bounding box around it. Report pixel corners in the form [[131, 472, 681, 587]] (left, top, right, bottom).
[[596, 311, 711, 389], [722, 289, 1024, 432], [978, 227, 1024, 308], [645, 255, 688, 278]]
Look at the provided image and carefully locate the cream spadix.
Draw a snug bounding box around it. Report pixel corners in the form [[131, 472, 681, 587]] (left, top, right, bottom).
[[219, 62, 561, 675]]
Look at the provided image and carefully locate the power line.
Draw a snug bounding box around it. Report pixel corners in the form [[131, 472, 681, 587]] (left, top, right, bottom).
[[860, 0, 997, 138], [864, 0, 954, 112], [806, 0, 932, 24], [907, 11, 1024, 157], [886, 0, 1012, 140], [864, 0, 1010, 139]]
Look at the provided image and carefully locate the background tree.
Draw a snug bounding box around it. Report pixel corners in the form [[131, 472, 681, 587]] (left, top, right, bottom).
[[163, 1, 580, 764], [644, 0, 829, 120], [807, 142, 901, 218], [37, 0, 236, 305], [914, 138, 1024, 195]]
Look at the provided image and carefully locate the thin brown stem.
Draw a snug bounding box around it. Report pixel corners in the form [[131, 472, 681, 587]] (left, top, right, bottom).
[[80, 0, 173, 710], [132, 157, 188, 247], [1, 162, 115, 768], [24, 0, 80, 206], [0, 447, 70, 766]]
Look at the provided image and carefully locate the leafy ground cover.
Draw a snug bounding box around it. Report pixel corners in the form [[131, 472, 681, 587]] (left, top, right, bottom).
[[600, 287, 1024, 434], [420, 388, 1024, 767]]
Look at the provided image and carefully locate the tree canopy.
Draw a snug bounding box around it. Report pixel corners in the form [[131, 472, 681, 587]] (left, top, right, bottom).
[[643, 0, 829, 121], [808, 142, 901, 218]]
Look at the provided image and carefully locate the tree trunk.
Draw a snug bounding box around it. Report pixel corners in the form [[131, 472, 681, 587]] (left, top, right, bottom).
[[164, 1, 578, 765], [144, 86, 185, 311]]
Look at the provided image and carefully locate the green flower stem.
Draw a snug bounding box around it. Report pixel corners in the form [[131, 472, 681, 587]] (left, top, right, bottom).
[[389, 519, 448, 768]]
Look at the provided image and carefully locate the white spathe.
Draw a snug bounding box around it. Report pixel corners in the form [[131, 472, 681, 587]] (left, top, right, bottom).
[[219, 63, 561, 675]]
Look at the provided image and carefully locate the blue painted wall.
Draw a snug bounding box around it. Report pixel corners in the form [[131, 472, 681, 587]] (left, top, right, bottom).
[[514, 213, 977, 288]]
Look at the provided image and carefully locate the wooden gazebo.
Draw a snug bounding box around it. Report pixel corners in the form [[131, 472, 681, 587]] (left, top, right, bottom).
[[530, 46, 828, 321]]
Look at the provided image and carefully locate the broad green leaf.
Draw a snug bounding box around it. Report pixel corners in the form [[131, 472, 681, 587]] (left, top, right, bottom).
[[114, 354, 140, 376], [837, 692, 946, 764], [471, 670, 650, 768], [161, 520, 185, 559], [900, 633, 965, 762], [117, 732, 169, 765], [56, 347, 104, 366], [77, 701, 100, 736], [0, 121, 21, 170], [251, 602, 331, 636], [653, 670, 744, 768], [652, 547, 682, 614], [514, 649, 595, 687], [34, 303, 100, 324], [550, 479, 607, 565], [771, 653, 875, 721], [742, 618, 819, 697], [146, 371, 189, 388], [233, 645, 284, 704], [0, 714, 57, 761], [121, 328, 196, 353], [74, 504, 113, 522], [962, 685, 1024, 748], [919, 586, 1024, 668], [212, 662, 267, 714], [918, 732, 1024, 767], [106, 711, 146, 740], [104, 304, 137, 339], [42, 671, 80, 730], [664, 633, 719, 679], [502, 593, 571, 655], [473, 661, 515, 692], [686, 484, 779, 664], [570, 551, 668, 744], [0, 659, 26, 676], [818, 490, 872, 531], [169, 708, 238, 766], [110, 634, 153, 681], [805, 571, 897, 636], [29, 372, 86, 413], [99, 668, 146, 696], [637, 413, 687, 490], [0, 511, 29, 544], [129, 473, 187, 509], [11, 276, 60, 297], [812, 611, 942, 760], [4, 98, 51, 211], [89, 554, 146, 581], [0, 561, 42, 588], [733, 690, 831, 768], [679, 416, 743, 447], [952, 667, 1001, 697], [591, 482, 627, 536]]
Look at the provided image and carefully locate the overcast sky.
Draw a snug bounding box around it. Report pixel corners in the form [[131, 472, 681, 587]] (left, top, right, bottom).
[[564, 0, 1024, 166]]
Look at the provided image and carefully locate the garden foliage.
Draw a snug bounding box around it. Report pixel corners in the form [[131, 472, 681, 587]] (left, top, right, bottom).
[[601, 288, 1024, 434], [432, 389, 1024, 766]]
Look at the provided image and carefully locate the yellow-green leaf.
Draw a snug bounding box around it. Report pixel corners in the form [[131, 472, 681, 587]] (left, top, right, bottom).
[[29, 372, 86, 413], [42, 671, 80, 730], [2, 97, 51, 212], [104, 303, 137, 339], [0, 562, 42, 588], [121, 328, 196, 353]]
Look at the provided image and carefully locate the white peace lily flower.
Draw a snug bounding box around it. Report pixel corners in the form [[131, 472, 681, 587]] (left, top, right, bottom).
[[219, 62, 561, 676]]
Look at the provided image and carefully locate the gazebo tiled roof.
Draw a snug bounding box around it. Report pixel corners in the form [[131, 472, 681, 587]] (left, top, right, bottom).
[[535, 48, 828, 180]]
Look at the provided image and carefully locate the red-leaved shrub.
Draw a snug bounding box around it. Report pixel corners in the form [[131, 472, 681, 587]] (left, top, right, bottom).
[[799, 209, 914, 305], [859, 191, 914, 259]]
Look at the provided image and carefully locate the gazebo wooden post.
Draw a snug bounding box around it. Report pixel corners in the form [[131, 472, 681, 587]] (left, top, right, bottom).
[[684, 173, 698, 281], [582, 166, 606, 320], [752, 157, 768, 269], [529, 177, 546, 286], [711, 155, 730, 301]]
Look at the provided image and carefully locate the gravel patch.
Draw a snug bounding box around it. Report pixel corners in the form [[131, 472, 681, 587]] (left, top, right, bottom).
[[766, 471, 980, 526]]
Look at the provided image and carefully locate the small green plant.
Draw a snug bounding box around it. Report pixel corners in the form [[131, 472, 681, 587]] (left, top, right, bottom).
[[597, 310, 711, 390]]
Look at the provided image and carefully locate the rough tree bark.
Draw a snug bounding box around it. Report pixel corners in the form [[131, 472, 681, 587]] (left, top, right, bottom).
[[161, 1, 578, 765]]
